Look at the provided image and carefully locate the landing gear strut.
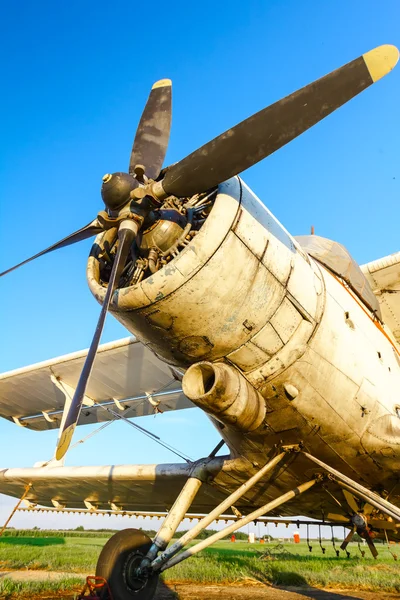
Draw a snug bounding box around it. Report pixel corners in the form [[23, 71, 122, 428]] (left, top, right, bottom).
[[94, 447, 400, 599], [96, 529, 158, 600]]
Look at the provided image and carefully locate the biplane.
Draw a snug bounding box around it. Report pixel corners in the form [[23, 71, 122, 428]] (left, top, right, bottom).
[[1, 45, 400, 600]]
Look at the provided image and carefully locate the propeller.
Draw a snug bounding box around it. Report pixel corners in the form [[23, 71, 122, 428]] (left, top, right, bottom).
[[339, 489, 380, 558], [0, 220, 103, 277], [1, 45, 398, 458], [129, 79, 172, 181], [157, 44, 399, 199], [0, 79, 173, 459], [55, 220, 140, 460], [54, 81, 173, 460], [0, 78, 173, 278]]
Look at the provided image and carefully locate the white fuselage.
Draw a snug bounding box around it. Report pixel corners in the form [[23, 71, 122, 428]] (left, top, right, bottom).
[[87, 177, 400, 495]]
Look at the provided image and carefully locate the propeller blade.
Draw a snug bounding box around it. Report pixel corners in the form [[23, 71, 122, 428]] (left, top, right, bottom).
[[365, 534, 378, 559], [326, 513, 350, 523], [161, 44, 398, 198], [55, 220, 140, 460], [340, 527, 356, 551], [342, 489, 360, 514], [0, 220, 103, 277], [129, 79, 172, 181], [363, 502, 375, 516]]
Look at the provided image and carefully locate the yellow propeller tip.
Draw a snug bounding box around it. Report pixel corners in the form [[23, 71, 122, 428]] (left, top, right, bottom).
[[55, 447, 65, 461], [152, 78, 172, 89], [363, 44, 399, 82], [55, 426, 74, 461]]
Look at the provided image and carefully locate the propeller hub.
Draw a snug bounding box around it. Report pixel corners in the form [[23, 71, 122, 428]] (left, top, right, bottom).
[[101, 172, 137, 212]]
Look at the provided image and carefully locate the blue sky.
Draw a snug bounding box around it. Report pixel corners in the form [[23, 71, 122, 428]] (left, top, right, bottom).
[[0, 0, 399, 533]]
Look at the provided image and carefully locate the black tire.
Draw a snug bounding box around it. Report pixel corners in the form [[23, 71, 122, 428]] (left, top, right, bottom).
[[96, 528, 159, 600]]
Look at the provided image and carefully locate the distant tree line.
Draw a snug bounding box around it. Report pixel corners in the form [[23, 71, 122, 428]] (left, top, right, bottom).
[[1, 527, 252, 541]]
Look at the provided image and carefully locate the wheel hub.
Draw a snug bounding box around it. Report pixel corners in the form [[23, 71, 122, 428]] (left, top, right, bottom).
[[123, 551, 148, 593]]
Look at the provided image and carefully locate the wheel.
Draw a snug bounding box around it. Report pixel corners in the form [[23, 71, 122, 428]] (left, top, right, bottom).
[[96, 528, 159, 600]]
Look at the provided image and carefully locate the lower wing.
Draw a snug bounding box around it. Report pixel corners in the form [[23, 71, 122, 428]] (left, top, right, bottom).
[[0, 459, 234, 513]]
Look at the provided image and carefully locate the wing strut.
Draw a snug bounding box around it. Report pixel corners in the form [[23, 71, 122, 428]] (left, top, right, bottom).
[[0, 483, 32, 536]]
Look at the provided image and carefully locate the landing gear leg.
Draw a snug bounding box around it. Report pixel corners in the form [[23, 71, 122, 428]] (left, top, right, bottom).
[[96, 529, 158, 600]]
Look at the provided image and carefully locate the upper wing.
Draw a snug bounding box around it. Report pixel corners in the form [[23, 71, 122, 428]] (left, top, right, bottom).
[[361, 251, 400, 342], [0, 337, 192, 431]]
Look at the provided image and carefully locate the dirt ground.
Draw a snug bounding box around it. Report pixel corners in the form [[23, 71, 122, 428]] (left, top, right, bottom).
[[1, 572, 400, 599], [161, 582, 400, 600], [0, 571, 74, 583]]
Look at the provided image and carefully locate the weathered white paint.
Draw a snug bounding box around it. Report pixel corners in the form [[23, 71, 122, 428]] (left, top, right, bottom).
[[1, 177, 400, 521], [86, 176, 400, 492]]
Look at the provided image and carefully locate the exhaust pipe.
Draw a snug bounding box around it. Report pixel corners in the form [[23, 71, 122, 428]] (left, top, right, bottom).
[[182, 362, 266, 432]]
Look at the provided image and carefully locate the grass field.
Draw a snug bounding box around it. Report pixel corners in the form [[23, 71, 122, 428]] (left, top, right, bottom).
[[0, 536, 400, 597], [0, 577, 84, 599]]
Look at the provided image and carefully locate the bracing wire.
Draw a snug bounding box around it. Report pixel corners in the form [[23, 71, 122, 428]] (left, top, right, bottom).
[[45, 379, 193, 464], [94, 401, 193, 463]]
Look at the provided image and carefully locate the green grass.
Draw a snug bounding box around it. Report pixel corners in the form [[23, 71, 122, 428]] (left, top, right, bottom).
[[0, 537, 400, 594], [0, 536, 107, 572], [0, 577, 84, 600], [165, 541, 400, 592]]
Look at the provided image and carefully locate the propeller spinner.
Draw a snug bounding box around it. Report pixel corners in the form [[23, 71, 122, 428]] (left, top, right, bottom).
[[1, 46, 398, 460]]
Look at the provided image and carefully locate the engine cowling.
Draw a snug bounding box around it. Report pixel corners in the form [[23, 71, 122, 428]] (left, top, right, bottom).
[[87, 177, 323, 381]]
